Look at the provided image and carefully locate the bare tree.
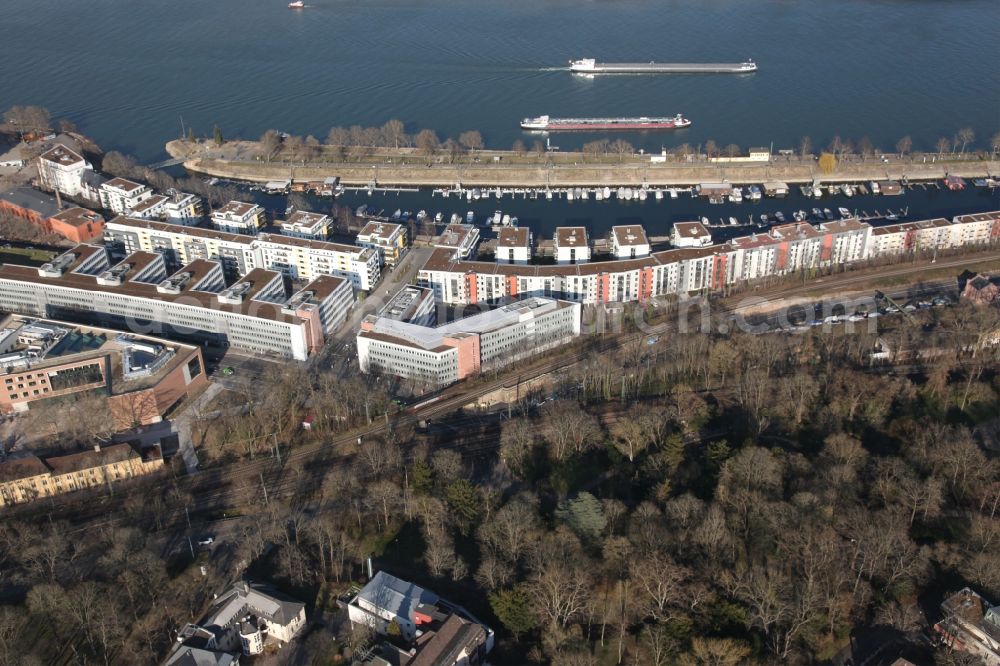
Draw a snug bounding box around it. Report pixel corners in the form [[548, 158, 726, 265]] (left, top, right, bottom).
[[957, 127, 975, 154], [895, 136, 912, 159], [381, 119, 406, 149], [458, 130, 484, 154], [724, 143, 741, 158], [415, 129, 440, 155], [799, 136, 812, 159], [936, 136, 950, 156]]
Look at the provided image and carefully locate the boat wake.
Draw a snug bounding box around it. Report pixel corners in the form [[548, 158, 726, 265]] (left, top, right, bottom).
[[536, 66, 569, 72]]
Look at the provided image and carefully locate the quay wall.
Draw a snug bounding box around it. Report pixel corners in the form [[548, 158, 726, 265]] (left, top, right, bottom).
[[166, 140, 999, 188]]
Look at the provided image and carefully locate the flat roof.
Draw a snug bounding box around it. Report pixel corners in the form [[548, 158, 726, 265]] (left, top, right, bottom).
[[128, 194, 167, 215], [435, 224, 476, 249], [51, 207, 104, 228], [214, 201, 261, 218], [673, 221, 710, 238], [103, 177, 145, 193], [0, 250, 302, 324], [284, 210, 328, 226], [0, 314, 201, 394], [356, 571, 439, 622], [769, 222, 824, 240], [0, 186, 61, 218], [46, 443, 139, 475], [421, 241, 720, 277], [955, 211, 1000, 224], [365, 297, 573, 350], [107, 216, 255, 245], [297, 273, 347, 302], [39, 144, 85, 166], [256, 232, 364, 255], [612, 224, 649, 247], [496, 227, 530, 248], [555, 227, 588, 247], [358, 220, 404, 242]]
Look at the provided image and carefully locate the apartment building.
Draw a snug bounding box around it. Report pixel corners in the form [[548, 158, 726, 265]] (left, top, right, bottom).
[[495, 226, 532, 264], [163, 191, 203, 225], [36, 145, 95, 200], [554, 226, 590, 264], [128, 193, 168, 220], [420, 213, 1000, 307], [103, 217, 381, 290], [279, 210, 329, 239], [672, 221, 713, 248], [356, 221, 408, 267], [255, 233, 380, 290], [0, 315, 208, 428], [434, 224, 480, 260], [610, 224, 650, 259], [0, 442, 163, 507], [358, 297, 581, 386], [99, 177, 152, 214], [210, 201, 266, 234], [0, 245, 353, 360]]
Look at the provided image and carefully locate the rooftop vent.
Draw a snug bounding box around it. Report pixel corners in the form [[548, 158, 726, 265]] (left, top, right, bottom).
[[217, 281, 254, 305], [157, 271, 192, 294]]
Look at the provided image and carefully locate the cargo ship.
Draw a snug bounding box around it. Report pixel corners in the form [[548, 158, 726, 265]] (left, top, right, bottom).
[[569, 58, 757, 74], [520, 114, 691, 132]]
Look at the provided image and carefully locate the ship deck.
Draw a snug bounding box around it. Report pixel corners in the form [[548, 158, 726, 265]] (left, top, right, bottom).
[[577, 62, 754, 73]]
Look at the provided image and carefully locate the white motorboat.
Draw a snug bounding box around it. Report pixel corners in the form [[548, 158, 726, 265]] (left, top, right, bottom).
[[466, 211, 475, 224], [838, 207, 851, 218], [655, 189, 664, 200], [603, 186, 612, 199]]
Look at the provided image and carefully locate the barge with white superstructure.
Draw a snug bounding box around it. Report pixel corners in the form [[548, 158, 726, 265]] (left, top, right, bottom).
[[521, 114, 691, 132]]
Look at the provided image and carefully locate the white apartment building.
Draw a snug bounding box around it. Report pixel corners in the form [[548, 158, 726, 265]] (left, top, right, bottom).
[[434, 224, 480, 260], [99, 178, 152, 215], [210, 201, 266, 234], [280, 210, 329, 239], [128, 194, 167, 220], [611, 225, 650, 259], [163, 191, 203, 225], [672, 221, 713, 248], [495, 227, 532, 264], [0, 245, 353, 361], [103, 217, 381, 290], [356, 221, 408, 267], [554, 227, 590, 264], [36, 145, 94, 200], [358, 297, 581, 386], [255, 233, 380, 291]]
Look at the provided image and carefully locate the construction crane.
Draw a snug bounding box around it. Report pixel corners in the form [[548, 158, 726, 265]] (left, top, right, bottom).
[[875, 290, 917, 326]]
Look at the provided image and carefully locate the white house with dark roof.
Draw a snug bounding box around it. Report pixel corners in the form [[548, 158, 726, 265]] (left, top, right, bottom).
[[610, 224, 650, 259], [99, 177, 152, 214], [495, 227, 532, 264], [554, 227, 590, 264]]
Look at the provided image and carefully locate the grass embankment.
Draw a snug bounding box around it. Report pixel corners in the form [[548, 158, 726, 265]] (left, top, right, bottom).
[[166, 139, 1000, 188]]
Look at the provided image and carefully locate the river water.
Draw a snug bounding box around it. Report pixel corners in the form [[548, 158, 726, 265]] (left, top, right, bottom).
[[3, 0, 999, 235]]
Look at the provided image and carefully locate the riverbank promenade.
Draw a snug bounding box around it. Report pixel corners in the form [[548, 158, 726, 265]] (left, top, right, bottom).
[[166, 139, 1000, 188]]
